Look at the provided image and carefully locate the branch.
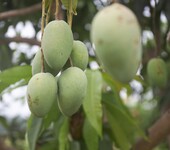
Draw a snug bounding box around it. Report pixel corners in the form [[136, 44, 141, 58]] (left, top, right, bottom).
[[0, 37, 40, 46], [132, 109, 170, 150], [0, 3, 41, 20]]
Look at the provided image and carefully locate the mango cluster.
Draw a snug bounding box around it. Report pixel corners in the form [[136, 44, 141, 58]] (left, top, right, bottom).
[[91, 3, 142, 83], [27, 20, 88, 117]]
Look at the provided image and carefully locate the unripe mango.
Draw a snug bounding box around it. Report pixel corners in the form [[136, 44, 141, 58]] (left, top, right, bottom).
[[27, 73, 57, 117], [70, 40, 89, 70], [42, 20, 73, 72], [58, 67, 87, 116], [91, 3, 142, 83], [32, 50, 57, 76], [147, 58, 168, 87]]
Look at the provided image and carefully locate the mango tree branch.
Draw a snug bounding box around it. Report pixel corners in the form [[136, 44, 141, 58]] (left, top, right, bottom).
[[132, 109, 170, 150], [0, 37, 40, 46], [0, 3, 41, 20]]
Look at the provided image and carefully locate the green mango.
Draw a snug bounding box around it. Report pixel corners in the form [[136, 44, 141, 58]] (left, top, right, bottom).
[[42, 20, 73, 72], [27, 73, 57, 117], [147, 58, 168, 87], [70, 40, 89, 70], [32, 50, 57, 76], [57, 67, 87, 116], [91, 3, 142, 83]]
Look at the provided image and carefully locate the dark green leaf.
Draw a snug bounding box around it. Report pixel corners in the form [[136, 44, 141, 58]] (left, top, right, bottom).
[[104, 100, 146, 149], [83, 118, 98, 150], [70, 141, 80, 150], [83, 69, 102, 137], [58, 117, 69, 150], [26, 114, 43, 150], [41, 99, 60, 133], [0, 65, 32, 94], [102, 72, 132, 116], [0, 116, 9, 129], [105, 106, 131, 150]]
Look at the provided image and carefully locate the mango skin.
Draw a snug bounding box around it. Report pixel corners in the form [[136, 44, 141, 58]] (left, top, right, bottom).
[[70, 40, 89, 70], [58, 67, 87, 116], [32, 50, 57, 76], [147, 58, 168, 87], [27, 73, 57, 117], [91, 3, 142, 83], [42, 20, 73, 72]]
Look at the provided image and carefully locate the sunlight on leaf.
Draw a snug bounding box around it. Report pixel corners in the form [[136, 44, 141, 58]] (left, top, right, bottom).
[[83, 69, 103, 137], [0, 65, 31, 94]]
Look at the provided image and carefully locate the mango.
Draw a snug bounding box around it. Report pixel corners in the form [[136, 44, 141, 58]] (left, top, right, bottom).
[[57, 67, 87, 116], [147, 58, 168, 87], [91, 3, 142, 83], [70, 40, 89, 70], [42, 20, 73, 72], [32, 50, 57, 76], [27, 73, 57, 117]]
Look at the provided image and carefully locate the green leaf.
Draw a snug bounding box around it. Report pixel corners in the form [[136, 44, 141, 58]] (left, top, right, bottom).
[[104, 100, 146, 149], [61, 0, 78, 15], [70, 141, 80, 150], [83, 118, 99, 150], [26, 114, 43, 150], [83, 69, 102, 137], [102, 72, 131, 93], [0, 65, 32, 94], [0, 116, 9, 129], [41, 99, 60, 133], [58, 117, 69, 150], [102, 72, 132, 116], [105, 107, 131, 150]]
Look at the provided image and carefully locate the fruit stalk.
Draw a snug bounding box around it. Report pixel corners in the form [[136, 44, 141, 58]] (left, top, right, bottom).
[[40, 0, 46, 72], [55, 0, 59, 19], [45, 0, 52, 25], [67, 0, 73, 28]]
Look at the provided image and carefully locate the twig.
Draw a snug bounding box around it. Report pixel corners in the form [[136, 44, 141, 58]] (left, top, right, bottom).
[[0, 37, 40, 46], [132, 109, 170, 150], [0, 3, 41, 20]]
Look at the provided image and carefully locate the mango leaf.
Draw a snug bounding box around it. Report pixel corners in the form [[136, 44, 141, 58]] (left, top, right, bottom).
[[104, 100, 146, 149], [102, 72, 132, 117], [58, 117, 69, 150], [0, 65, 31, 94], [61, 0, 78, 15], [41, 99, 60, 134], [83, 69, 103, 137], [69, 141, 80, 150], [105, 107, 131, 150], [0, 116, 9, 129], [102, 72, 132, 93], [83, 118, 99, 150], [26, 114, 43, 150]]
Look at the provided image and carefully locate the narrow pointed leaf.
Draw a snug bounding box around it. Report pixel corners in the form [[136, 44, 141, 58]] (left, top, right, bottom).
[[26, 114, 43, 150], [105, 107, 131, 150], [58, 117, 69, 150], [0, 65, 31, 93], [83, 118, 99, 150], [104, 100, 146, 149], [83, 69, 102, 137]]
